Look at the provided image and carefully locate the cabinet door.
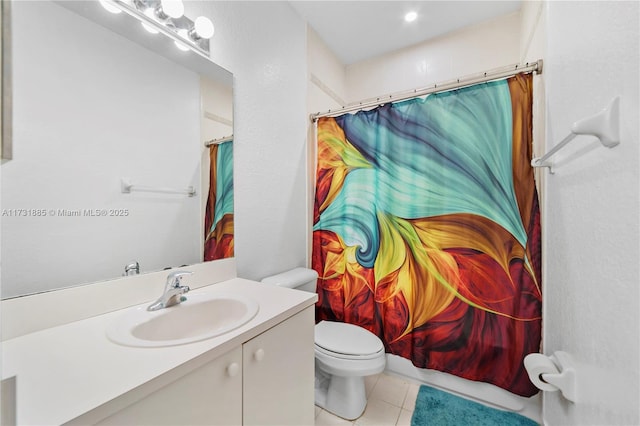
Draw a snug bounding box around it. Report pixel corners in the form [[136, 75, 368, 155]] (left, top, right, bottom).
[[97, 346, 242, 426], [243, 306, 315, 426]]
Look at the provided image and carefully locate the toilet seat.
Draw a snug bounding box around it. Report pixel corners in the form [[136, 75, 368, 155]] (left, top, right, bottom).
[[315, 344, 384, 360], [314, 320, 383, 357]]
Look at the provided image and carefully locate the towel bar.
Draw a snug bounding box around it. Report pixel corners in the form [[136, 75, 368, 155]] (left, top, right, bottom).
[[531, 97, 620, 174]]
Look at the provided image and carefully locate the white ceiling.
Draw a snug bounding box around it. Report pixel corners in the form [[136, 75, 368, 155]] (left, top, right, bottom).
[[289, 1, 522, 65]]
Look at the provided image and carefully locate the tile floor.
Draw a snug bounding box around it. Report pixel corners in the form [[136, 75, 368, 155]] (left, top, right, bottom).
[[315, 373, 420, 426]]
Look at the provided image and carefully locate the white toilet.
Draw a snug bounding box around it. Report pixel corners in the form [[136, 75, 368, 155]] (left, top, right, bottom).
[[261, 268, 386, 420]]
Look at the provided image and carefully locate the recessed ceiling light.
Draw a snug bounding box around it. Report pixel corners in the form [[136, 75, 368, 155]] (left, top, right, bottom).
[[404, 11, 418, 23]]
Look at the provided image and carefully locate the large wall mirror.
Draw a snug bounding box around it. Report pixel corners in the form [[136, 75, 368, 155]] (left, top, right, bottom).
[[1, 0, 233, 299]]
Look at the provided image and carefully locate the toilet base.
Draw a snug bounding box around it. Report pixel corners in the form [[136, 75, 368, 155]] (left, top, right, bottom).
[[314, 366, 368, 420]]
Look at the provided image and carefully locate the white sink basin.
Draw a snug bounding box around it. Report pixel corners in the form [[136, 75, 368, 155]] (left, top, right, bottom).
[[107, 293, 259, 347]]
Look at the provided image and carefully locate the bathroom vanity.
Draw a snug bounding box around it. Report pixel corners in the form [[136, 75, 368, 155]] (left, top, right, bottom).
[[1, 278, 317, 425]]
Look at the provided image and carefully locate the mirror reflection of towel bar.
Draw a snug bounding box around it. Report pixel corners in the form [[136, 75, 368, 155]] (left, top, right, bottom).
[[121, 178, 196, 197], [531, 97, 620, 174]]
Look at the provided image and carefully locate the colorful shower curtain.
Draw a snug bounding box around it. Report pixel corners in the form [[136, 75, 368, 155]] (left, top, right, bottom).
[[204, 141, 234, 260], [312, 74, 541, 397]]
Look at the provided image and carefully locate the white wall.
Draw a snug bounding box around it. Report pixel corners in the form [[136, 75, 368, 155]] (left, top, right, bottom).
[[346, 12, 521, 102], [308, 26, 347, 113], [188, 1, 308, 281], [1, 1, 201, 298], [306, 26, 348, 261], [543, 1, 639, 424]]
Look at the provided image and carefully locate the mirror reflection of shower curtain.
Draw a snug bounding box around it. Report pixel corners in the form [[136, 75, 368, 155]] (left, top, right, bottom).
[[204, 140, 234, 260], [312, 74, 542, 397]]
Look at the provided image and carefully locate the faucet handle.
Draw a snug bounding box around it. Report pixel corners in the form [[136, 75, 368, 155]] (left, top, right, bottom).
[[166, 270, 193, 288], [123, 261, 140, 276]]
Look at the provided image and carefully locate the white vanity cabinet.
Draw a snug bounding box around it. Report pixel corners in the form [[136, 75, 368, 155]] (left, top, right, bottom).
[[94, 306, 315, 426], [95, 346, 243, 426], [243, 305, 315, 425]]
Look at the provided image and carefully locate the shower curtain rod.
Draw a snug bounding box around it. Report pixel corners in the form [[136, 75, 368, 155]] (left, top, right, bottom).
[[310, 60, 543, 121], [205, 135, 233, 147]]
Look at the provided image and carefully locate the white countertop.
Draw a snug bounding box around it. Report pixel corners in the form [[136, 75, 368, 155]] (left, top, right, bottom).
[[1, 278, 317, 425]]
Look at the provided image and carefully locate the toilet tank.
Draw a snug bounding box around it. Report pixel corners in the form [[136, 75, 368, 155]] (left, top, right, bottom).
[[261, 268, 318, 293]]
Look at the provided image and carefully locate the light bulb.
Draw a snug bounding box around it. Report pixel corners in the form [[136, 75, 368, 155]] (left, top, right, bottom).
[[404, 11, 418, 23], [142, 8, 159, 34], [160, 0, 184, 19], [175, 29, 190, 51], [193, 16, 214, 39], [99, 0, 122, 14], [174, 40, 190, 51]]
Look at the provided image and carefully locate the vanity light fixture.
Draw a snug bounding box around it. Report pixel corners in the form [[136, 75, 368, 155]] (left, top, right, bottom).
[[98, 0, 215, 56]]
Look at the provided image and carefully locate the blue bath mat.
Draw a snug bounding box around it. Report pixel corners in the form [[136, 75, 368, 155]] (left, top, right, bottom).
[[411, 385, 538, 426]]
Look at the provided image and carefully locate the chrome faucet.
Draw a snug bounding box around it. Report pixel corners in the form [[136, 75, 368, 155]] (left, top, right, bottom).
[[147, 271, 192, 311]]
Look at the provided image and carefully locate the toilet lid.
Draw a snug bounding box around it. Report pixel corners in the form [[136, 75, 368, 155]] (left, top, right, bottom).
[[315, 321, 383, 356]]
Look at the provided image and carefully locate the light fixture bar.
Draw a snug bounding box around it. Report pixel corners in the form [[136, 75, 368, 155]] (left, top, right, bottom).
[[108, 0, 211, 57]]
